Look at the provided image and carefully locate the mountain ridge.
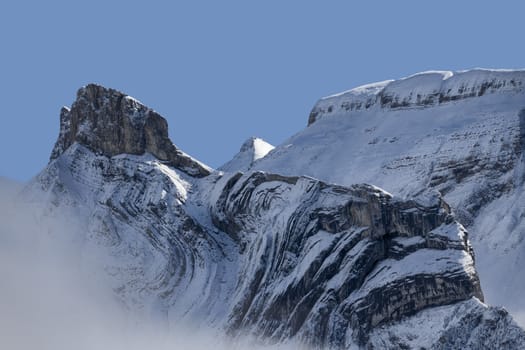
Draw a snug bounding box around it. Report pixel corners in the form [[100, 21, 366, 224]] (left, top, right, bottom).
[[255, 67, 525, 329], [309, 68, 525, 125], [13, 71, 525, 349]]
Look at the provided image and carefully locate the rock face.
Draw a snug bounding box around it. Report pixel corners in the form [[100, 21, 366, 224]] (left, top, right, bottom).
[[254, 69, 525, 320], [20, 79, 525, 349], [211, 172, 483, 347], [368, 298, 525, 349], [30, 142, 235, 325], [50, 84, 211, 177]]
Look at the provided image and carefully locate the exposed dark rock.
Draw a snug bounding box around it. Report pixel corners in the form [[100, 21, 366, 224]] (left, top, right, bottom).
[[50, 84, 211, 177]]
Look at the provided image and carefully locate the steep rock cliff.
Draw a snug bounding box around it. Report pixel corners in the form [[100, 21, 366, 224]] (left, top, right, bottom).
[[210, 171, 483, 346]]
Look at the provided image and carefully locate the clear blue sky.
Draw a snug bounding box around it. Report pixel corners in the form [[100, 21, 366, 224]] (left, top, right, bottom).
[[1, 1, 524, 181]]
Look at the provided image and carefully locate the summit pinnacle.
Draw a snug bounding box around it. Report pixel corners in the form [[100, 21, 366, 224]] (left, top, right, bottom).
[[50, 84, 211, 177]]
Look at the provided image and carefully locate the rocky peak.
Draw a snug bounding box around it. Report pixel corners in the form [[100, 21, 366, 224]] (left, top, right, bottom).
[[50, 84, 211, 177]]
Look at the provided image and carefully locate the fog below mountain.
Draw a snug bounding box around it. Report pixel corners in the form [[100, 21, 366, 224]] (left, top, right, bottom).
[[0, 179, 304, 350]]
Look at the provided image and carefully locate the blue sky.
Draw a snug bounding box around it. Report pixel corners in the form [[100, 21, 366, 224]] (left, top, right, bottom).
[[1, 1, 524, 181]]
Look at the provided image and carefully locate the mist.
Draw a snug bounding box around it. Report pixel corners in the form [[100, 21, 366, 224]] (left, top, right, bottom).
[[0, 179, 307, 350]]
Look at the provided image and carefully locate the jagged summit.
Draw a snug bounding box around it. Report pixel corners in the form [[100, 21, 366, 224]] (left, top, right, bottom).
[[219, 136, 274, 172], [50, 84, 211, 177], [309, 68, 525, 125]]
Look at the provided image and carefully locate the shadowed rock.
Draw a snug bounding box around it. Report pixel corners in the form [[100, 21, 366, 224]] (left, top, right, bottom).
[[211, 171, 484, 346]]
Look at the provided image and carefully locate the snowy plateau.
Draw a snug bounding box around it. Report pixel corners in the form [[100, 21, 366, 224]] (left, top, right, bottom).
[[3, 69, 525, 349]]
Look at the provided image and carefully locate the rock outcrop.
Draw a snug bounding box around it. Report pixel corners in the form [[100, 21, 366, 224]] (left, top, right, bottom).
[[50, 84, 211, 177], [211, 171, 483, 347]]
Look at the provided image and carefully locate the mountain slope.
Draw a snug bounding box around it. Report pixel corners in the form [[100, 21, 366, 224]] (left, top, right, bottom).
[[219, 137, 274, 172], [17, 82, 525, 349], [210, 171, 484, 347], [253, 69, 525, 321]]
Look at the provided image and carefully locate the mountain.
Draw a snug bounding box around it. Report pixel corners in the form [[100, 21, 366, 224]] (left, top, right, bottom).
[[16, 78, 525, 349], [252, 69, 525, 323], [219, 137, 274, 172]]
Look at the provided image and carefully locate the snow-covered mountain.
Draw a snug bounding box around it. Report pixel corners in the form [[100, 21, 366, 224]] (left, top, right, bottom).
[[14, 76, 525, 349], [253, 69, 525, 323], [219, 137, 274, 172]]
